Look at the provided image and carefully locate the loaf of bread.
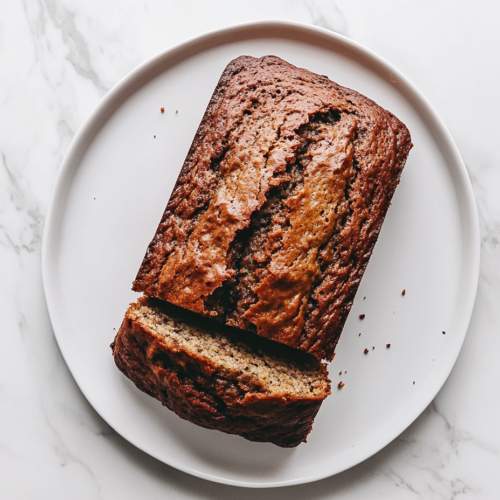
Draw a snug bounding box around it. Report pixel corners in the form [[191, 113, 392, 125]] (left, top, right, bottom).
[[133, 55, 412, 361], [111, 297, 331, 447]]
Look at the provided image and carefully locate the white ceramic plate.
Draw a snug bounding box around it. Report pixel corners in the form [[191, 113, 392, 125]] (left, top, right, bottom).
[[42, 21, 479, 488]]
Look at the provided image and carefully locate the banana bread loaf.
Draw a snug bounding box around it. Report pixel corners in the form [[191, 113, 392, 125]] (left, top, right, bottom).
[[133, 55, 412, 361], [111, 297, 331, 447]]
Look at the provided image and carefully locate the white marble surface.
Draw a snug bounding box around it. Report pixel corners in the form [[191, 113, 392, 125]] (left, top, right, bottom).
[[1, 0, 499, 498]]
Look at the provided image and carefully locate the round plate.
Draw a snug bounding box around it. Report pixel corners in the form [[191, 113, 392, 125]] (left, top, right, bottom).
[[42, 21, 479, 488]]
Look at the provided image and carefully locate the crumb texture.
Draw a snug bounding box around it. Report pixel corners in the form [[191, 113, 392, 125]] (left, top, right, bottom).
[[133, 55, 412, 361], [111, 298, 331, 448]]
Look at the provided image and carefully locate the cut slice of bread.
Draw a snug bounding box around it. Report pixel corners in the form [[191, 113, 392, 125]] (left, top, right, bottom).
[[111, 297, 331, 447]]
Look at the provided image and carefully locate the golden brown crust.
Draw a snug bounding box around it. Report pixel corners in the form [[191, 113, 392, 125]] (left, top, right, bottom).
[[111, 298, 330, 447], [133, 55, 412, 361]]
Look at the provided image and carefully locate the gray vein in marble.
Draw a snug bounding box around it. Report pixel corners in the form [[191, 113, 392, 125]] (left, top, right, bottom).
[[432, 400, 500, 458], [20, 0, 109, 94], [390, 470, 421, 497], [42, 401, 103, 498], [57, 118, 76, 147], [36, 0, 108, 94], [386, 462, 477, 500], [387, 402, 484, 500], [18, 308, 29, 343], [0, 152, 44, 255], [305, 0, 348, 36], [55, 398, 115, 440], [0, 439, 27, 463]]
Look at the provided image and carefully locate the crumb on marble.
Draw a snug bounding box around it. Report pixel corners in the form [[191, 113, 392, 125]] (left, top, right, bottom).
[[161, 107, 165, 113], [359, 314, 365, 319], [386, 343, 391, 348], [364, 348, 369, 354], [402, 289, 406, 296], [338, 381, 345, 389]]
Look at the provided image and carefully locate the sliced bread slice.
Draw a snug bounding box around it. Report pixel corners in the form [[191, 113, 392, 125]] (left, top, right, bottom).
[[111, 297, 331, 447]]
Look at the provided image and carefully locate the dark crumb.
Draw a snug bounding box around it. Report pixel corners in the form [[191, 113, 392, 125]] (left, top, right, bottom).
[[175, 110, 178, 113], [161, 107, 165, 113], [363, 296, 366, 300], [344, 370, 347, 374], [154, 135, 156, 138], [359, 314, 365, 319], [442, 331, 446, 335], [386, 343, 391, 348], [359, 333, 361, 336], [338, 381, 345, 389], [113, 327, 116, 330], [402, 289, 406, 296], [364, 348, 369, 354], [413, 381, 415, 385], [372, 346, 375, 350], [339, 371, 342, 376], [94, 198, 96, 200]]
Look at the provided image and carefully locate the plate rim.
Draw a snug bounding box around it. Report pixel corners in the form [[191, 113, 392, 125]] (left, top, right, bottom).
[[41, 19, 480, 488]]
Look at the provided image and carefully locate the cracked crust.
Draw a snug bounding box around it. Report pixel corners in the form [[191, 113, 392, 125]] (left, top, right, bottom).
[[133, 55, 412, 361]]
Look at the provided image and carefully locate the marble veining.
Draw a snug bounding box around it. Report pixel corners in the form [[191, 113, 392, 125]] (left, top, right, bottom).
[[1, 0, 499, 498], [304, 0, 348, 37]]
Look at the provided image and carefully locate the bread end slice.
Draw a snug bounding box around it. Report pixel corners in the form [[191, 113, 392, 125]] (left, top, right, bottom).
[[111, 297, 331, 447]]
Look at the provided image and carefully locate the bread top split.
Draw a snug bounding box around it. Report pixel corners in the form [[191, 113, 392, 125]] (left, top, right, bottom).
[[133, 55, 412, 361]]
